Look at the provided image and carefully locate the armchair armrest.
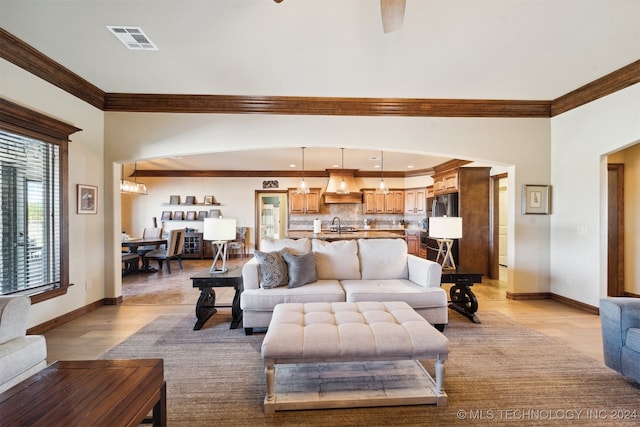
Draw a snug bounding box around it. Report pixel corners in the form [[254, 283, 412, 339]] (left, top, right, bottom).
[[0, 296, 31, 344], [600, 297, 640, 373], [407, 255, 442, 288]]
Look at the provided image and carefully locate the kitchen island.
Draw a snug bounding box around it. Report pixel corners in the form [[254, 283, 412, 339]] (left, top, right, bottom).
[[286, 230, 405, 240]]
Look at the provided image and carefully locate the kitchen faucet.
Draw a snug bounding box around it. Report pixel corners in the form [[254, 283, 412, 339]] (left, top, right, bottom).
[[331, 216, 341, 233]]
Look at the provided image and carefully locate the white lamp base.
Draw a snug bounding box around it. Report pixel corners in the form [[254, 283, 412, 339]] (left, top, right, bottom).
[[210, 240, 229, 273], [435, 238, 456, 270]]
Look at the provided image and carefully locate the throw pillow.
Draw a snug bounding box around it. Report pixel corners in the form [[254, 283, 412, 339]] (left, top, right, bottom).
[[254, 250, 288, 289], [282, 251, 317, 288], [311, 239, 360, 280], [358, 238, 409, 279], [260, 238, 311, 255]]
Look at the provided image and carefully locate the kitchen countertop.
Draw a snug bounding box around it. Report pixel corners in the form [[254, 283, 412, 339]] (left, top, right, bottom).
[[286, 230, 407, 240]]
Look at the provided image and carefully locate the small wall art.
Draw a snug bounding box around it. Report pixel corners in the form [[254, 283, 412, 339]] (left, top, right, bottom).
[[522, 184, 551, 214], [77, 184, 97, 214], [263, 180, 279, 189]]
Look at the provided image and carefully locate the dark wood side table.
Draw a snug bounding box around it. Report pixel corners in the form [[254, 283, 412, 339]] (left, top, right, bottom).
[[440, 269, 483, 324], [191, 267, 243, 330], [0, 359, 166, 426]]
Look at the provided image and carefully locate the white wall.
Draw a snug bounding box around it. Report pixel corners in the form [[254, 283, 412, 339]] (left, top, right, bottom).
[[105, 112, 551, 297], [550, 83, 640, 306], [1, 59, 106, 328]]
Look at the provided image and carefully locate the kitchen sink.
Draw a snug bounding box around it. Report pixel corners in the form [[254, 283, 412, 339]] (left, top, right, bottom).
[[329, 226, 358, 233]]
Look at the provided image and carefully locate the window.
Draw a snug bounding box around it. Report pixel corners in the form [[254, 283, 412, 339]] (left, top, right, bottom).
[[0, 98, 80, 302], [1, 131, 61, 295]]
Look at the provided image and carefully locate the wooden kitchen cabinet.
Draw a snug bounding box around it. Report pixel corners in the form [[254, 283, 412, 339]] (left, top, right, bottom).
[[432, 169, 459, 194], [385, 191, 404, 214], [405, 230, 420, 256], [288, 188, 320, 214], [362, 189, 403, 214], [404, 188, 426, 214]]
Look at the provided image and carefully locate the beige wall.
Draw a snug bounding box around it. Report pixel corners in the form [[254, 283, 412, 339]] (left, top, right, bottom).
[[1, 59, 106, 328], [551, 83, 640, 306]]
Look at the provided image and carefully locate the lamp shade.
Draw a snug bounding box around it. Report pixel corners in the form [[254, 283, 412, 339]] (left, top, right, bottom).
[[203, 218, 237, 241], [429, 216, 462, 239]]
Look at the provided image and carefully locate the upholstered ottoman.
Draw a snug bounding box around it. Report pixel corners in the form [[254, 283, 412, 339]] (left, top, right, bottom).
[[261, 301, 449, 413]]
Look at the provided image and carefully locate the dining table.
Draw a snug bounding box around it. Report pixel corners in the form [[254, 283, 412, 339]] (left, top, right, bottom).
[[122, 237, 167, 272]]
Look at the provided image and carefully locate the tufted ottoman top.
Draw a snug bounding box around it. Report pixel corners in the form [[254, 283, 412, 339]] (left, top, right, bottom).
[[261, 301, 449, 363]]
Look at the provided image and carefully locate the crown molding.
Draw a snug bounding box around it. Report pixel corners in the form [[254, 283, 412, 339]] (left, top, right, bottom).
[[2, 28, 637, 118], [103, 93, 551, 118], [0, 28, 105, 110], [551, 60, 640, 116]]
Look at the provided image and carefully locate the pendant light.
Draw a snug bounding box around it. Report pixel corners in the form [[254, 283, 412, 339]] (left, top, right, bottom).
[[120, 162, 148, 195], [296, 147, 310, 194], [376, 150, 390, 195], [336, 148, 350, 194]]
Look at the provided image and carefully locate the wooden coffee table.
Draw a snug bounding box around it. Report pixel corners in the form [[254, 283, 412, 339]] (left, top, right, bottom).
[[0, 359, 166, 426]]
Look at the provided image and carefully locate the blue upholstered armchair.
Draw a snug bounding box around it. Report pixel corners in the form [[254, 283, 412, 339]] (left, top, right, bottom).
[[600, 298, 640, 384]]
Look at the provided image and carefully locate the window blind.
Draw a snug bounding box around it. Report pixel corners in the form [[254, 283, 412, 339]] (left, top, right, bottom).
[[0, 130, 61, 295]]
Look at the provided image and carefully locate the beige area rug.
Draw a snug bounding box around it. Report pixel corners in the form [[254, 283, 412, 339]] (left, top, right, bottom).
[[100, 310, 640, 426]]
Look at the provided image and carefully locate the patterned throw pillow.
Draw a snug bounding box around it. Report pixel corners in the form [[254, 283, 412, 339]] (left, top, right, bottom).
[[254, 250, 288, 289], [282, 251, 317, 288]]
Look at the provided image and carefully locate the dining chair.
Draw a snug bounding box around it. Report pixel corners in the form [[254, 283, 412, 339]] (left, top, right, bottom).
[[228, 227, 247, 259], [136, 227, 163, 267], [144, 229, 185, 273]]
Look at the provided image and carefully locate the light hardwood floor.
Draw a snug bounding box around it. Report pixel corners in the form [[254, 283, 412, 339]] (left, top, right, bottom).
[[43, 259, 605, 363]]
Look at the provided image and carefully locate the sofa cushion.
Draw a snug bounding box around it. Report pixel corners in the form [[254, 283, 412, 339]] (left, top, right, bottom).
[[282, 251, 317, 288], [357, 238, 409, 280], [240, 280, 345, 311], [254, 250, 288, 289], [626, 328, 640, 353], [261, 238, 311, 255], [341, 279, 448, 308], [312, 239, 361, 280]]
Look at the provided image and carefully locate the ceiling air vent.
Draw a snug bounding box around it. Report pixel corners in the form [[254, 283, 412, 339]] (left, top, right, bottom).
[[106, 26, 158, 51]]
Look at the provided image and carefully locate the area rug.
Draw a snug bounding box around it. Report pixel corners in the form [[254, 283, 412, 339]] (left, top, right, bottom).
[[100, 310, 640, 426]]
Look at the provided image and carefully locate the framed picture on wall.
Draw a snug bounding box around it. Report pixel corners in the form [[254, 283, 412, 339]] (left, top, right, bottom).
[[161, 211, 172, 220], [77, 184, 97, 214], [522, 184, 551, 214], [204, 195, 215, 205]]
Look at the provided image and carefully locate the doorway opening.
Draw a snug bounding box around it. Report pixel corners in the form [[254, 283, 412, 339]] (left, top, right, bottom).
[[607, 163, 625, 297], [255, 191, 288, 251]]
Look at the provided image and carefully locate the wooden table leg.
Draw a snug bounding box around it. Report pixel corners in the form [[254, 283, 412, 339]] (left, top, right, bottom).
[[193, 288, 217, 330], [230, 286, 243, 329], [152, 382, 167, 426]]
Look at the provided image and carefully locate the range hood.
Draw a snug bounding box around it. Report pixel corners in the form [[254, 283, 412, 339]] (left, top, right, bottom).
[[323, 169, 363, 204]]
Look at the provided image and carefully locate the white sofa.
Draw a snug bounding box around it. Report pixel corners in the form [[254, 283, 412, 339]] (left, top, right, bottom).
[[241, 238, 447, 335], [0, 296, 47, 393]]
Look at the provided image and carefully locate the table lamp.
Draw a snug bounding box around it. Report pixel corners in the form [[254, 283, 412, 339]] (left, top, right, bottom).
[[429, 216, 462, 270], [203, 218, 237, 273]]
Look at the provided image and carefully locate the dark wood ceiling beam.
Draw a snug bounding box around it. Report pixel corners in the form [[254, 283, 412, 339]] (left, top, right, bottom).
[[0, 29, 105, 110], [104, 93, 551, 118], [551, 60, 640, 116], [131, 169, 427, 178]]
